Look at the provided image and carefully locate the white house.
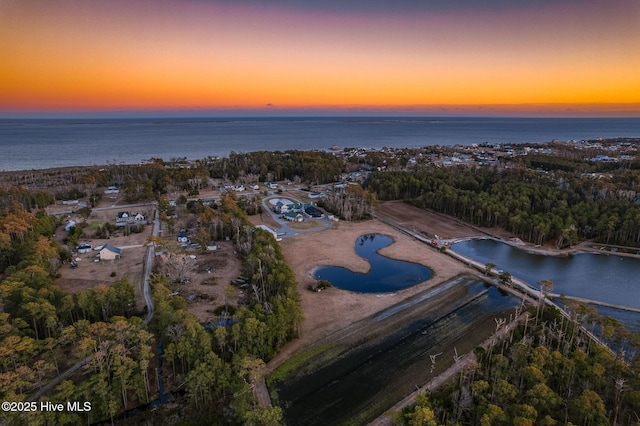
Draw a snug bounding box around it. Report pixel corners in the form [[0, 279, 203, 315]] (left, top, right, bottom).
[[116, 211, 131, 226], [133, 212, 146, 223], [283, 212, 303, 222]]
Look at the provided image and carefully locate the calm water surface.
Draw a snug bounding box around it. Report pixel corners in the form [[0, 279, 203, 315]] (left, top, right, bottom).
[[451, 239, 640, 332], [2, 117, 640, 171], [451, 239, 640, 308], [313, 234, 432, 292]]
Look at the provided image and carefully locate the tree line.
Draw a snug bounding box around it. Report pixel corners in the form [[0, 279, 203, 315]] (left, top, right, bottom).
[[205, 150, 344, 186], [0, 150, 346, 203], [150, 194, 302, 424], [318, 184, 378, 221], [365, 164, 640, 247], [0, 199, 153, 424]]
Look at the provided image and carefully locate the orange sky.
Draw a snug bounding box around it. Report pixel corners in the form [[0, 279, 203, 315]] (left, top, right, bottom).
[[1, 0, 640, 116]]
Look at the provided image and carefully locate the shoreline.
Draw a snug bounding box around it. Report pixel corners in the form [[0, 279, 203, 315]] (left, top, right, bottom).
[[2, 125, 640, 174], [497, 237, 640, 260]]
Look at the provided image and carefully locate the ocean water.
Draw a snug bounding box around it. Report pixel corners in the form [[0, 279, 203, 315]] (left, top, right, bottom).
[[1, 117, 639, 171]]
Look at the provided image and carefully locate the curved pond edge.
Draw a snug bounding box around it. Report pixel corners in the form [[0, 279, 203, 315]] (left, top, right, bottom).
[[312, 233, 433, 293]]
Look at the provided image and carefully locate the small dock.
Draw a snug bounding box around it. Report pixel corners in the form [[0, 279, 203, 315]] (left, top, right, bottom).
[[549, 293, 640, 314]]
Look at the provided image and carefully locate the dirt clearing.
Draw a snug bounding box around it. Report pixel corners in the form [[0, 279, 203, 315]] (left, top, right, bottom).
[[55, 223, 150, 307], [267, 212, 477, 372], [172, 241, 243, 322], [375, 200, 515, 240]]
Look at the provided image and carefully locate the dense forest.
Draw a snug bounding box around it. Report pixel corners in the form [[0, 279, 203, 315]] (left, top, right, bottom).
[[365, 162, 640, 247], [317, 184, 378, 221], [205, 151, 344, 185], [0, 191, 300, 425]]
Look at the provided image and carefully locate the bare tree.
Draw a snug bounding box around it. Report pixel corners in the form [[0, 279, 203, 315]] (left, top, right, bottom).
[[230, 216, 242, 246], [537, 279, 553, 321], [161, 252, 196, 283], [238, 226, 253, 255]]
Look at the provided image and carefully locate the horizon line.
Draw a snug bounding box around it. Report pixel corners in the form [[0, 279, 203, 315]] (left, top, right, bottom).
[[2, 103, 640, 119]]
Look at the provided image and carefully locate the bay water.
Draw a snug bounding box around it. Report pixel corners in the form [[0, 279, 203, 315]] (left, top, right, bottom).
[[2, 117, 640, 171]]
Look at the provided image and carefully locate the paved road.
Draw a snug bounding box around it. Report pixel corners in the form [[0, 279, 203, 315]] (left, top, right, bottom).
[[27, 358, 88, 402], [143, 208, 159, 324]]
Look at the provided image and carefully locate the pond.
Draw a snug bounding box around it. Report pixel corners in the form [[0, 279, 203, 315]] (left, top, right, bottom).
[[313, 234, 432, 293]]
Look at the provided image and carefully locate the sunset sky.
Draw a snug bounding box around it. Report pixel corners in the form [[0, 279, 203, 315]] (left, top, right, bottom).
[[2, 0, 640, 117]]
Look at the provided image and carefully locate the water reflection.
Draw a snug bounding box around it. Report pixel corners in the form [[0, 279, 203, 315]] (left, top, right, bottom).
[[452, 238, 640, 333]]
